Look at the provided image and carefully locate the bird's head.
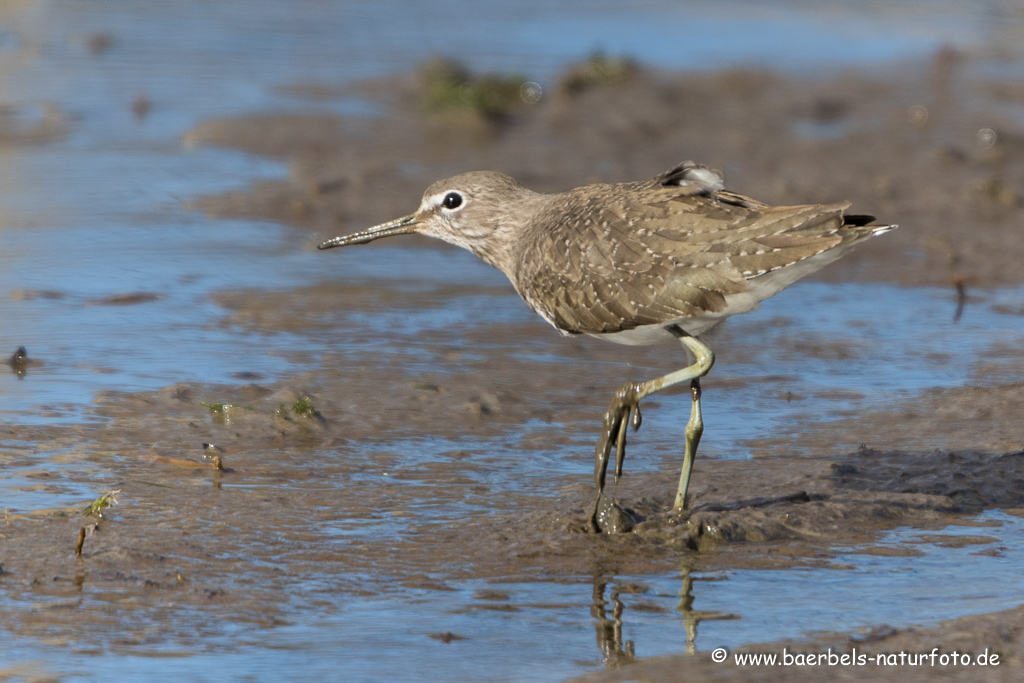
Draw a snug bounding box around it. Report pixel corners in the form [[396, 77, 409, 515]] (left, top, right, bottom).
[[318, 171, 537, 267]]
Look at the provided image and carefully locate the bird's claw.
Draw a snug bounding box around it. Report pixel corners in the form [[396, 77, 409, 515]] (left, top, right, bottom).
[[608, 385, 640, 487], [588, 382, 644, 532], [594, 382, 643, 492]]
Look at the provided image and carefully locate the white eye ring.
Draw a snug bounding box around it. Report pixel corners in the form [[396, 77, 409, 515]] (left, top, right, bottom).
[[441, 192, 464, 211]]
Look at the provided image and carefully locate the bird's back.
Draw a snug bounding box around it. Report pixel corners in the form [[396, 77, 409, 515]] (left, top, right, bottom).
[[511, 163, 892, 344]]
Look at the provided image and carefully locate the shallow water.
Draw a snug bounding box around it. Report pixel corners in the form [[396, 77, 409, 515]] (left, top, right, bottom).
[[4, 269, 1021, 511], [2, 1, 1024, 681], [5, 511, 1023, 682]]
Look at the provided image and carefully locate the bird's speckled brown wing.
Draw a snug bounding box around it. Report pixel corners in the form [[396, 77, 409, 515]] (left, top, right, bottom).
[[513, 165, 859, 336]]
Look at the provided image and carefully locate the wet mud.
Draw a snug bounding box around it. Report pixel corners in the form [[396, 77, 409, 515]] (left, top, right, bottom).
[[3, 51, 1024, 680], [3, 284, 1023, 669]]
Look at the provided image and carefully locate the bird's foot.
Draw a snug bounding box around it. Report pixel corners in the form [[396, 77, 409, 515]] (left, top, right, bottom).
[[594, 381, 644, 490], [588, 381, 644, 533]]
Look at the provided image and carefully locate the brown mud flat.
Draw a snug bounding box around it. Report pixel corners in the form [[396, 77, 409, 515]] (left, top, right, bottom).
[[2, 306, 1023, 674], [4, 54, 1024, 679]]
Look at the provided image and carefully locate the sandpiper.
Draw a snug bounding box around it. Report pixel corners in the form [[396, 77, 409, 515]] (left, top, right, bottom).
[[319, 162, 895, 531]]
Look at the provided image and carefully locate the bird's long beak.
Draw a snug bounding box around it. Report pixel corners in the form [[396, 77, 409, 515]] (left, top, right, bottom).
[[317, 213, 419, 250]]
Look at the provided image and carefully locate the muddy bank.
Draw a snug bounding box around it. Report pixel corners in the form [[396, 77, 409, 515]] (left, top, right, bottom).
[[186, 52, 1024, 288], [756, 380, 1024, 460], [2, 297, 1022, 652]]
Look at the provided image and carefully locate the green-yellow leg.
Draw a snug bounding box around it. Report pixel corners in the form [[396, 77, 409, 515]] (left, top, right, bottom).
[[674, 378, 703, 510], [591, 329, 714, 530]]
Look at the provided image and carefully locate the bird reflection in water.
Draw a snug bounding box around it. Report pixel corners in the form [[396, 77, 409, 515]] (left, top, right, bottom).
[[590, 565, 740, 667]]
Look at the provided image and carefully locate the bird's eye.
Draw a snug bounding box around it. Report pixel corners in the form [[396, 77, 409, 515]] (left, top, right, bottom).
[[442, 192, 463, 210]]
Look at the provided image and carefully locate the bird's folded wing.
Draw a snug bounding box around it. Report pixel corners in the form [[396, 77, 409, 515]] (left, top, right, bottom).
[[519, 187, 849, 335]]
